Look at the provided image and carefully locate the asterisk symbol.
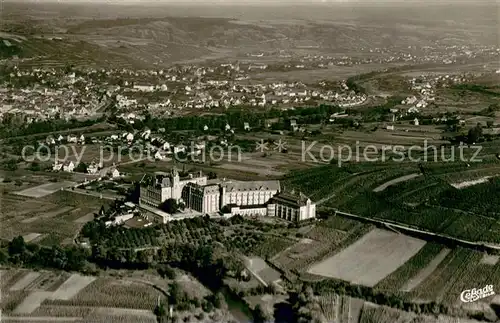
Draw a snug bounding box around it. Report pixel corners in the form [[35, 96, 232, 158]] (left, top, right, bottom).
[[255, 139, 269, 152], [274, 139, 287, 152]]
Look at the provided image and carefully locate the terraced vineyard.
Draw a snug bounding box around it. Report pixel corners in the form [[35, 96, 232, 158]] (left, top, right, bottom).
[[375, 242, 445, 293], [273, 217, 373, 273], [293, 159, 500, 243], [409, 247, 482, 303], [318, 293, 338, 322]]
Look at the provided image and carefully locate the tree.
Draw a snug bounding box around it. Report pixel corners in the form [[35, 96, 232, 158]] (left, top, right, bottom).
[[158, 264, 176, 279], [75, 162, 88, 173], [254, 304, 272, 323], [160, 198, 179, 214], [467, 123, 483, 144], [213, 292, 225, 309], [29, 162, 41, 171], [8, 236, 26, 255], [3, 158, 18, 171], [168, 282, 184, 306], [155, 303, 166, 317]]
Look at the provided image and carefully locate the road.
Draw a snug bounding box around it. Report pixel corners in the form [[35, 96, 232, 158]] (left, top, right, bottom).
[[372, 173, 422, 192], [98, 157, 147, 176], [67, 188, 120, 201]]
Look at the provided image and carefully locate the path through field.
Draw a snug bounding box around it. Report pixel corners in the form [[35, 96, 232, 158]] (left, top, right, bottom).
[[10, 272, 41, 291], [372, 173, 422, 192], [400, 248, 451, 292], [308, 228, 426, 287], [13, 291, 54, 314], [49, 274, 96, 300]]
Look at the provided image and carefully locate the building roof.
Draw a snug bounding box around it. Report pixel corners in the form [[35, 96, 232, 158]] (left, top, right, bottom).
[[221, 180, 280, 192], [203, 184, 220, 195], [184, 183, 219, 195], [270, 191, 311, 208]]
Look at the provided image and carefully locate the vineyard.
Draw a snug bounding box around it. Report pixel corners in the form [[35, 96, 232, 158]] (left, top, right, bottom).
[[283, 165, 354, 201], [375, 243, 445, 293], [408, 247, 483, 304], [434, 178, 500, 217], [273, 217, 373, 273], [359, 304, 415, 323], [1, 190, 106, 246], [320, 168, 500, 243], [287, 158, 500, 242], [43, 278, 159, 310]]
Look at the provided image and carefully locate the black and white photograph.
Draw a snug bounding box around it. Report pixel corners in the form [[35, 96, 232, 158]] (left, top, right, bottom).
[[0, 0, 499, 322]]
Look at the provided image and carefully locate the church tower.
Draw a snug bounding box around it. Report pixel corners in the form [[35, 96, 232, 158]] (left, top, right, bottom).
[[171, 167, 181, 200]]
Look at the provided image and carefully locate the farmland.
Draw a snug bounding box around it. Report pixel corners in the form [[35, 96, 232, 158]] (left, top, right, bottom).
[[0, 268, 237, 323], [289, 158, 500, 243], [1, 189, 109, 245], [307, 229, 426, 287], [271, 216, 373, 274]]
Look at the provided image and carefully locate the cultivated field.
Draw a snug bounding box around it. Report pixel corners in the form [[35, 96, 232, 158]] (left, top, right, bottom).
[[308, 229, 426, 287], [245, 256, 281, 285], [272, 216, 373, 274], [14, 181, 77, 198], [1, 190, 109, 245], [0, 269, 229, 322], [400, 248, 451, 292]]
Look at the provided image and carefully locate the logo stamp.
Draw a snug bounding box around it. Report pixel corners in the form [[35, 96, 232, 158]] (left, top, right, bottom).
[[460, 285, 495, 303]]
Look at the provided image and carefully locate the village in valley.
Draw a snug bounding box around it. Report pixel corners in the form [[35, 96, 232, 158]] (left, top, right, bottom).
[[1, 1, 500, 323]]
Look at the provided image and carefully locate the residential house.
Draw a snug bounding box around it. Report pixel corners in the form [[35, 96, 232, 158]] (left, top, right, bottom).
[[109, 167, 120, 178], [408, 107, 420, 114], [67, 135, 78, 143], [63, 161, 75, 172], [142, 129, 151, 140], [87, 162, 99, 175], [174, 145, 186, 154], [46, 135, 56, 145], [155, 151, 167, 160], [53, 161, 63, 171]]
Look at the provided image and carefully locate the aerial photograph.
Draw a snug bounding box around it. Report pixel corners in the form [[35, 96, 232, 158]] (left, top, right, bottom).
[[0, 0, 499, 322]]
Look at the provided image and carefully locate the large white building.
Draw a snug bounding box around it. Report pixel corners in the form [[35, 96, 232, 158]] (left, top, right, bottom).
[[139, 169, 316, 222], [139, 169, 207, 209], [181, 179, 316, 222]]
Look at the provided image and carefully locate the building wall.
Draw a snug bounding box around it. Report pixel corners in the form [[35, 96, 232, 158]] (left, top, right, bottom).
[[182, 183, 219, 214], [140, 186, 163, 208], [141, 174, 208, 207], [203, 192, 220, 214], [275, 203, 300, 221], [172, 176, 207, 200], [230, 206, 267, 217], [139, 204, 170, 224], [222, 189, 277, 207]]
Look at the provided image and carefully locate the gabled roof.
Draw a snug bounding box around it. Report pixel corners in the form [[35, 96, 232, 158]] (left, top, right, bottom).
[[221, 180, 280, 192], [270, 191, 311, 208]]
